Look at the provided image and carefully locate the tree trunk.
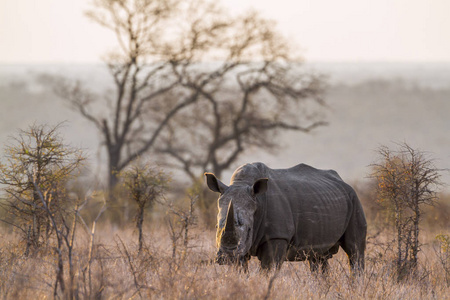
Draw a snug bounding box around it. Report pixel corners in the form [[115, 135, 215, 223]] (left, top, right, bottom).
[[412, 196, 420, 268], [54, 247, 66, 298], [108, 147, 121, 191], [395, 203, 403, 275], [108, 168, 119, 192], [137, 204, 144, 253]]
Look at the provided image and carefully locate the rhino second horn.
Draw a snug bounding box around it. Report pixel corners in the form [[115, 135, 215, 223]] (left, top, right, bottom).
[[221, 201, 238, 246]]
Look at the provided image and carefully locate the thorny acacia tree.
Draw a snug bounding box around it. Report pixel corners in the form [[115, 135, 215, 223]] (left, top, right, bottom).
[[370, 142, 442, 279], [50, 0, 325, 190], [0, 124, 85, 254]]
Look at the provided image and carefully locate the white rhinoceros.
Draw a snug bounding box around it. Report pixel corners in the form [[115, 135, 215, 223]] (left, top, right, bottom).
[[205, 162, 367, 272]]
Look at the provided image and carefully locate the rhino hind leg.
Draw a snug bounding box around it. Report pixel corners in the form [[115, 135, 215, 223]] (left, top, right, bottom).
[[340, 216, 366, 271], [339, 228, 366, 273], [257, 239, 288, 270]]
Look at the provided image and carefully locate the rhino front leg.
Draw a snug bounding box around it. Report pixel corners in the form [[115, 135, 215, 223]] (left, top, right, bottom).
[[257, 239, 288, 271], [238, 254, 251, 273]]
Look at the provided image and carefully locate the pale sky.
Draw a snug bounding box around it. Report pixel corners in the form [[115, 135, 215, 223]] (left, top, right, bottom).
[[1, 0, 449, 63]]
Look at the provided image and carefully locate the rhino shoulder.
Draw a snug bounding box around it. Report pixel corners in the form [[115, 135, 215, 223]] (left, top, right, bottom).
[[287, 164, 342, 179], [230, 162, 269, 184]]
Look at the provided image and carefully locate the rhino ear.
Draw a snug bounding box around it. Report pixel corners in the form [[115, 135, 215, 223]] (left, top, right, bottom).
[[204, 172, 228, 194], [252, 178, 268, 196]]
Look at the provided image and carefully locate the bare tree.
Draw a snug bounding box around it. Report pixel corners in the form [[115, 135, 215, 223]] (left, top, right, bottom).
[[46, 0, 234, 190], [49, 0, 178, 189], [155, 11, 326, 181], [45, 0, 325, 191], [370, 142, 442, 279], [120, 162, 167, 252]]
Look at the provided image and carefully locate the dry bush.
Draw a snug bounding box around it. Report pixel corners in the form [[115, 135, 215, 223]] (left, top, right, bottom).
[[370, 143, 442, 280], [0, 123, 86, 254], [356, 182, 450, 234], [119, 162, 168, 253]]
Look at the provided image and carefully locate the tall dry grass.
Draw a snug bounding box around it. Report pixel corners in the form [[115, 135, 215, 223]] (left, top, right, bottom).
[[1, 223, 449, 299]]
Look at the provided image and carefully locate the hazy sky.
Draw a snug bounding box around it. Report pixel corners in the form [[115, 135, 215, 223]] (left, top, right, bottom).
[[1, 0, 449, 63]]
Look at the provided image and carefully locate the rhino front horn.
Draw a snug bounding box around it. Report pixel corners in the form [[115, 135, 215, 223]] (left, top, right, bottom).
[[221, 201, 238, 246]]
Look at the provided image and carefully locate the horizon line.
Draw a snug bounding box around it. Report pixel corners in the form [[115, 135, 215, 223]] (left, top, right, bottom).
[[1, 60, 450, 66]]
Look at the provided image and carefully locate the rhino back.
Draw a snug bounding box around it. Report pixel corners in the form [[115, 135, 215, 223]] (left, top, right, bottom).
[[256, 163, 355, 253]]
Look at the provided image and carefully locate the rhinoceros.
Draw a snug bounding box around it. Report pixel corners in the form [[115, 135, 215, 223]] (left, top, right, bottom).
[[205, 162, 367, 272]]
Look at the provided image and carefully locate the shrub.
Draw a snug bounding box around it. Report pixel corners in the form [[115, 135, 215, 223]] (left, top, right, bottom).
[[120, 162, 168, 252], [370, 142, 442, 280], [0, 123, 85, 254]]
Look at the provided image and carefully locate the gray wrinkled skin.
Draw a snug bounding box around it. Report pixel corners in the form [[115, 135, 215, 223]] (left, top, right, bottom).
[[205, 162, 367, 272]]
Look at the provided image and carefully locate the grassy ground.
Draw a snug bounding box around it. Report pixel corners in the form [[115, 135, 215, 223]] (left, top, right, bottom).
[[0, 224, 449, 299]]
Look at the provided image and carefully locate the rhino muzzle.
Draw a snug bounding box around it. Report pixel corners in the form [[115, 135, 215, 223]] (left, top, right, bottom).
[[215, 249, 248, 267], [215, 248, 237, 265], [215, 252, 230, 265]]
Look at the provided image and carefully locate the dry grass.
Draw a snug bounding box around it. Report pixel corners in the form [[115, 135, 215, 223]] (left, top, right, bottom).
[[0, 224, 449, 299]]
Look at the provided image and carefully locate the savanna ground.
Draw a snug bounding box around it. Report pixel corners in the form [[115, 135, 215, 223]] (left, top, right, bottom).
[[1, 190, 449, 299]]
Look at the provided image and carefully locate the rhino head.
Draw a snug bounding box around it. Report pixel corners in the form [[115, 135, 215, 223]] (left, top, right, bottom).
[[205, 172, 268, 266]]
